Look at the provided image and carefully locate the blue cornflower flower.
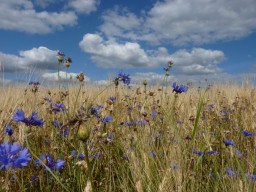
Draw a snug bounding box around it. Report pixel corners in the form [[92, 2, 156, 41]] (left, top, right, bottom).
[[52, 103, 65, 113], [207, 150, 218, 155], [34, 154, 65, 171], [125, 121, 134, 126], [44, 98, 52, 103], [78, 153, 85, 160], [193, 149, 204, 156], [226, 167, 236, 177], [245, 173, 256, 181], [172, 82, 188, 94], [107, 133, 113, 142], [117, 71, 131, 85], [90, 105, 103, 118], [60, 128, 69, 138], [152, 109, 157, 118], [224, 139, 235, 146], [52, 121, 63, 127], [0, 142, 31, 170], [136, 119, 146, 126], [101, 115, 112, 123], [109, 97, 116, 103], [71, 150, 77, 157], [242, 130, 253, 137], [29, 81, 40, 85], [5, 125, 13, 136], [92, 153, 102, 159], [14, 110, 44, 127]]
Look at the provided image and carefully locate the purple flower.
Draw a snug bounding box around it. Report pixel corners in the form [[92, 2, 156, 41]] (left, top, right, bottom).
[[226, 167, 236, 177], [34, 154, 65, 171], [92, 153, 102, 159], [60, 128, 69, 138], [0, 142, 31, 170], [117, 71, 131, 85], [193, 149, 204, 156], [78, 153, 85, 160], [14, 110, 44, 127], [44, 98, 52, 103], [152, 109, 157, 118], [5, 125, 13, 136], [29, 81, 40, 85], [224, 139, 235, 146], [207, 150, 218, 155], [136, 119, 146, 126], [109, 97, 116, 103], [242, 130, 253, 137], [125, 121, 134, 127], [245, 173, 256, 181], [90, 105, 103, 118], [172, 82, 188, 94], [101, 115, 112, 123], [57, 51, 65, 56], [52, 121, 63, 127], [52, 103, 65, 113], [107, 133, 113, 142]]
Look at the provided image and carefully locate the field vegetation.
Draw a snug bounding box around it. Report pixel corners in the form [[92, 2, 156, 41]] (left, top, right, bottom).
[[1, 54, 256, 192]]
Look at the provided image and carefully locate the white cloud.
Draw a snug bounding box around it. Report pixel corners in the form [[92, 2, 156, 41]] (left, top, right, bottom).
[[79, 33, 155, 68], [42, 71, 91, 82], [0, 0, 77, 34], [99, 0, 256, 45], [0, 47, 58, 72], [133, 72, 176, 85], [99, 6, 143, 38], [67, 0, 99, 14], [79, 33, 225, 75], [171, 48, 225, 75]]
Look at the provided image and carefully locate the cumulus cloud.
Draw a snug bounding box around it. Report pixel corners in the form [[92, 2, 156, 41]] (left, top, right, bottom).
[[0, 0, 77, 34], [79, 33, 225, 75], [171, 48, 225, 75], [99, 0, 256, 45], [42, 71, 91, 82], [67, 0, 99, 14], [0, 47, 58, 72], [79, 33, 155, 68]]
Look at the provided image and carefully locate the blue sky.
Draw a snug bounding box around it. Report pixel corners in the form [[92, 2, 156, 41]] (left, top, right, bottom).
[[0, 0, 256, 85]]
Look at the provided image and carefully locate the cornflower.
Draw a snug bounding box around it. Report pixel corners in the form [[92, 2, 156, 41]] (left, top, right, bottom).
[[52, 103, 65, 113], [14, 109, 44, 127], [224, 139, 235, 146], [101, 115, 112, 123], [242, 130, 253, 137], [0, 142, 31, 170], [5, 125, 13, 136], [34, 154, 65, 171], [116, 71, 131, 85], [172, 82, 188, 94]]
